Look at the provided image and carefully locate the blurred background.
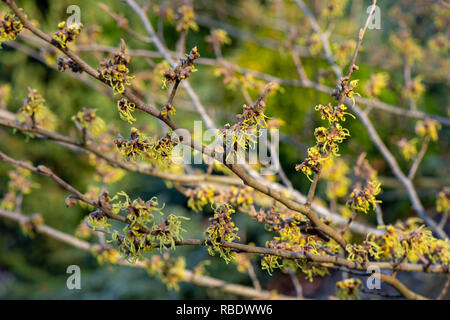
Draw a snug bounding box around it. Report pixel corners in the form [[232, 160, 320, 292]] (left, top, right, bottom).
[[0, 0, 448, 299]]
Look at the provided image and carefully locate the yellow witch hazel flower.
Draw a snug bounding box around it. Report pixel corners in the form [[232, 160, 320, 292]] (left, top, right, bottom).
[[0, 12, 23, 44], [71, 107, 106, 138], [436, 187, 450, 215], [261, 254, 282, 275], [117, 99, 136, 123], [364, 72, 389, 97], [186, 185, 216, 211], [336, 278, 362, 300], [397, 138, 418, 161], [17, 88, 57, 130], [98, 40, 135, 95], [347, 180, 382, 214], [295, 146, 323, 181], [368, 218, 450, 265], [146, 253, 186, 290], [415, 118, 441, 141], [297, 103, 354, 181], [321, 157, 351, 200], [52, 21, 83, 49], [205, 203, 240, 263]]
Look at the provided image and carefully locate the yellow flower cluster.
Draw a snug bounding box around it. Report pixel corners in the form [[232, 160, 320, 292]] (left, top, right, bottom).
[[205, 29, 231, 47], [415, 118, 441, 141], [117, 99, 136, 124], [20, 213, 44, 238], [321, 157, 351, 200], [93, 245, 121, 265], [347, 180, 382, 214], [52, 21, 83, 49], [17, 88, 57, 130], [87, 210, 111, 231], [397, 138, 418, 161], [186, 185, 216, 211], [436, 187, 450, 214], [336, 278, 362, 300], [369, 218, 450, 265], [98, 41, 135, 94], [186, 185, 254, 212], [114, 128, 179, 166], [146, 253, 186, 290], [205, 203, 240, 263], [113, 127, 152, 162], [71, 107, 106, 138], [1, 167, 38, 211], [346, 240, 381, 264], [364, 72, 389, 97], [106, 191, 188, 263], [0, 12, 23, 43], [296, 104, 354, 181], [174, 5, 199, 32]]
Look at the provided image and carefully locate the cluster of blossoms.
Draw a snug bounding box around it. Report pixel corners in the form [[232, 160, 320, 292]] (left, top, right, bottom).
[[186, 185, 216, 211], [232, 252, 251, 274], [332, 40, 357, 67], [162, 47, 200, 86], [345, 239, 381, 264], [88, 154, 125, 185], [154, 4, 198, 34], [146, 253, 186, 290], [75, 218, 94, 240], [84, 191, 188, 264], [205, 29, 231, 50], [57, 57, 82, 73], [321, 156, 351, 200], [52, 21, 83, 49], [98, 40, 135, 94], [218, 85, 276, 161], [114, 127, 151, 162], [346, 180, 381, 214], [336, 278, 362, 300], [364, 72, 389, 97], [346, 153, 382, 214], [0, 12, 23, 43], [397, 138, 418, 161], [151, 133, 179, 160], [20, 213, 44, 238], [0, 167, 37, 212], [174, 5, 198, 32], [368, 218, 450, 265], [258, 206, 338, 279], [436, 187, 450, 215], [117, 99, 136, 124], [17, 88, 56, 130], [250, 205, 294, 232], [261, 233, 331, 281], [415, 118, 441, 141], [114, 127, 179, 165], [331, 76, 360, 104], [296, 103, 354, 181], [205, 203, 240, 263], [87, 209, 111, 232], [92, 245, 121, 265], [71, 107, 106, 139], [186, 185, 254, 212]]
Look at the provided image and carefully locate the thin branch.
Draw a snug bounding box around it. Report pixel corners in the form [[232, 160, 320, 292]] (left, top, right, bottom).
[[408, 139, 429, 180]]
